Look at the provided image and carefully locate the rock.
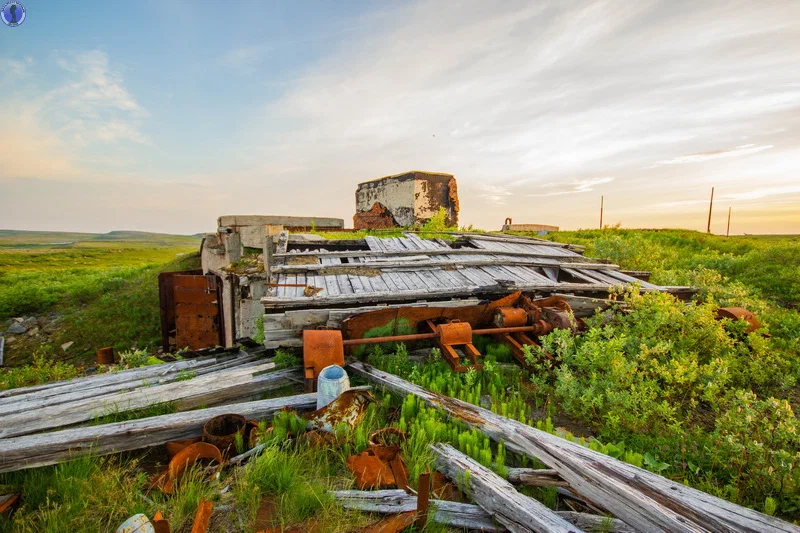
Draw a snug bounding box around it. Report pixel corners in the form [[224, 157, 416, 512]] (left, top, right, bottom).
[[479, 395, 493, 409], [19, 317, 37, 329], [61, 341, 74, 352], [6, 322, 26, 335], [26, 327, 40, 337]]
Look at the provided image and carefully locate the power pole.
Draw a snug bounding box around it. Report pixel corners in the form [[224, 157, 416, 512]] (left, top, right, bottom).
[[706, 187, 714, 234], [726, 207, 731, 237], [600, 196, 604, 230]]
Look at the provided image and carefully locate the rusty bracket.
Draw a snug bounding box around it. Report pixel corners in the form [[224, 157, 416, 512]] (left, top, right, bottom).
[[425, 320, 483, 373]]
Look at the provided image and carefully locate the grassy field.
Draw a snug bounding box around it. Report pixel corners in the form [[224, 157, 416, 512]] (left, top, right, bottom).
[[0, 230, 200, 369], [1, 226, 799, 529]]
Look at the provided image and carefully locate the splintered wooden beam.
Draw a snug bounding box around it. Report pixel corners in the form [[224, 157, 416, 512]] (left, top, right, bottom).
[[506, 468, 569, 487], [0, 356, 264, 416], [348, 362, 797, 533], [0, 393, 317, 473], [332, 490, 636, 533], [431, 443, 582, 533], [0, 364, 301, 438]]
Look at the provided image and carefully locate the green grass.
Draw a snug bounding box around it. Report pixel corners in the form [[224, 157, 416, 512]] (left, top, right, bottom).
[[0, 231, 200, 367], [534, 228, 800, 306]]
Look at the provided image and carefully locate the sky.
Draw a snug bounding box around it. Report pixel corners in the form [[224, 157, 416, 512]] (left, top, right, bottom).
[[1, 0, 799, 235]]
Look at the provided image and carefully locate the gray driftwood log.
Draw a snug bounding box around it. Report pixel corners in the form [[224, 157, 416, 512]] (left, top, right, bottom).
[[431, 443, 582, 533], [0, 364, 301, 438], [349, 361, 799, 533], [0, 392, 317, 473], [0, 356, 263, 416], [505, 468, 568, 487], [0, 356, 227, 402], [332, 489, 636, 533]]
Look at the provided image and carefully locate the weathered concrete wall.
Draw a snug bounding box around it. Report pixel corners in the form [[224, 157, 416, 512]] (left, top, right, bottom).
[[354, 171, 459, 228], [218, 215, 344, 230], [413, 174, 459, 226], [355, 174, 416, 227]]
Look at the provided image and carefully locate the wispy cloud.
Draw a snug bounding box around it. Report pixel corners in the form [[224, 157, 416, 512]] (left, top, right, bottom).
[[0, 50, 149, 180], [648, 144, 773, 167], [722, 184, 800, 201], [529, 177, 615, 197]]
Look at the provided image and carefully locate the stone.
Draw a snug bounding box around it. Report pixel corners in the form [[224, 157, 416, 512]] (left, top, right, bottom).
[[6, 322, 26, 335], [61, 341, 74, 352]]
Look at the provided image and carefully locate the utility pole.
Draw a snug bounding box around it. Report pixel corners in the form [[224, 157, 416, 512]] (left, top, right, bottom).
[[726, 207, 731, 237], [600, 195, 604, 230], [707, 187, 714, 234]]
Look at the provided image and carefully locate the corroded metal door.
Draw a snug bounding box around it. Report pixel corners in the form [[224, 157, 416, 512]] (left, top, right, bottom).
[[159, 272, 224, 351]]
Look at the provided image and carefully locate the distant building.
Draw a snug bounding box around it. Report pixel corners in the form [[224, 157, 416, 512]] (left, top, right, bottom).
[[353, 171, 459, 229]]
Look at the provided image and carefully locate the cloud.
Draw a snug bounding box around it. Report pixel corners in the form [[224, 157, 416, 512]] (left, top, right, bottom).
[[529, 177, 615, 197], [240, 0, 800, 232], [222, 45, 272, 70], [722, 184, 800, 201], [0, 50, 149, 180], [648, 144, 773, 167]]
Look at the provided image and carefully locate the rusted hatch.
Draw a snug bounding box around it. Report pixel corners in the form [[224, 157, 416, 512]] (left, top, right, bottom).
[[159, 271, 224, 351]]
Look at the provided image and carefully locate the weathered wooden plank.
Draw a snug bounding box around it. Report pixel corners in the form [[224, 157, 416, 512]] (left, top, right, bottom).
[[348, 362, 796, 533], [333, 489, 501, 531], [0, 363, 296, 438], [271, 258, 621, 274], [0, 357, 263, 415], [332, 489, 636, 533], [0, 357, 225, 403], [262, 283, 685, 309], [431, 443, 582, 533], [0, 393, 317, 473], [274, 248, 590, 261], [506, 468, 568, 487]]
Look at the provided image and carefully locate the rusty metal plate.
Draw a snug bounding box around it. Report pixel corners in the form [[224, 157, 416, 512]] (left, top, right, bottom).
[[342, 291, 521, 350], [304, 389, 374, 433]]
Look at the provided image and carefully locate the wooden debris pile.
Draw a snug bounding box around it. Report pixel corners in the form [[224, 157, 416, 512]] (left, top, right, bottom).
[[346, 361, 800, 533]]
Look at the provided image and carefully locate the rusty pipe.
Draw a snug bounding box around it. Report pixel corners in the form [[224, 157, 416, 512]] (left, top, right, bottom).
[[341, 324, 548, 346]]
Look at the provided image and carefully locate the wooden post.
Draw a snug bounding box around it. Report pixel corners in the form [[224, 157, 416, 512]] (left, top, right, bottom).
[[264, 235, 273, 280], [726, 207, 731, 237], [600, 196, 604, 230], [707, 187, 714, 233]]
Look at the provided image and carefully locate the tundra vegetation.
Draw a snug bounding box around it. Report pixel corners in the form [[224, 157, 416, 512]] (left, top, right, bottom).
[[0, 227, 798, 530]]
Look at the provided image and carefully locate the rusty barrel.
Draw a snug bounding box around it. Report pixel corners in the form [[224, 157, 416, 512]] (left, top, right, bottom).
[[436, 321, 473, 346], [97, 346, 115, 365], [493, 307, 529, 328], [203, 413, 246, 456]]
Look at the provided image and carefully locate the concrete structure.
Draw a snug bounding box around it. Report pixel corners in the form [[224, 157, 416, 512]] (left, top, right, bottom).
[[354, 171, 459, 229], [501, 222, 560, 235], [200, 215, 342, 346]]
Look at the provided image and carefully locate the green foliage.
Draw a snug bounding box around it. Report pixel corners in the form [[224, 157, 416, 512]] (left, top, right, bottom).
[[253, 315, 265, 344], [273, 349, 300, 369], [0, 347, 79, 391], [0, 455, 151, 533], [710, 391, 800, 507], [420, 207, 454, 233], [91, 401, 177, 425], [0, 240, 199, 367], [118, 349, 162, 368]]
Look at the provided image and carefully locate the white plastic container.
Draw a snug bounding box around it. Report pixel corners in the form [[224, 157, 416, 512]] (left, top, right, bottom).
[[316, 364, 350, 409], [115, 514, 155, 533]]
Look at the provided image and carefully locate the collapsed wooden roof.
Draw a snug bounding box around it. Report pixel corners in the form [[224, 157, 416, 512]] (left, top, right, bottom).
[[262, 232, 689, 309]]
